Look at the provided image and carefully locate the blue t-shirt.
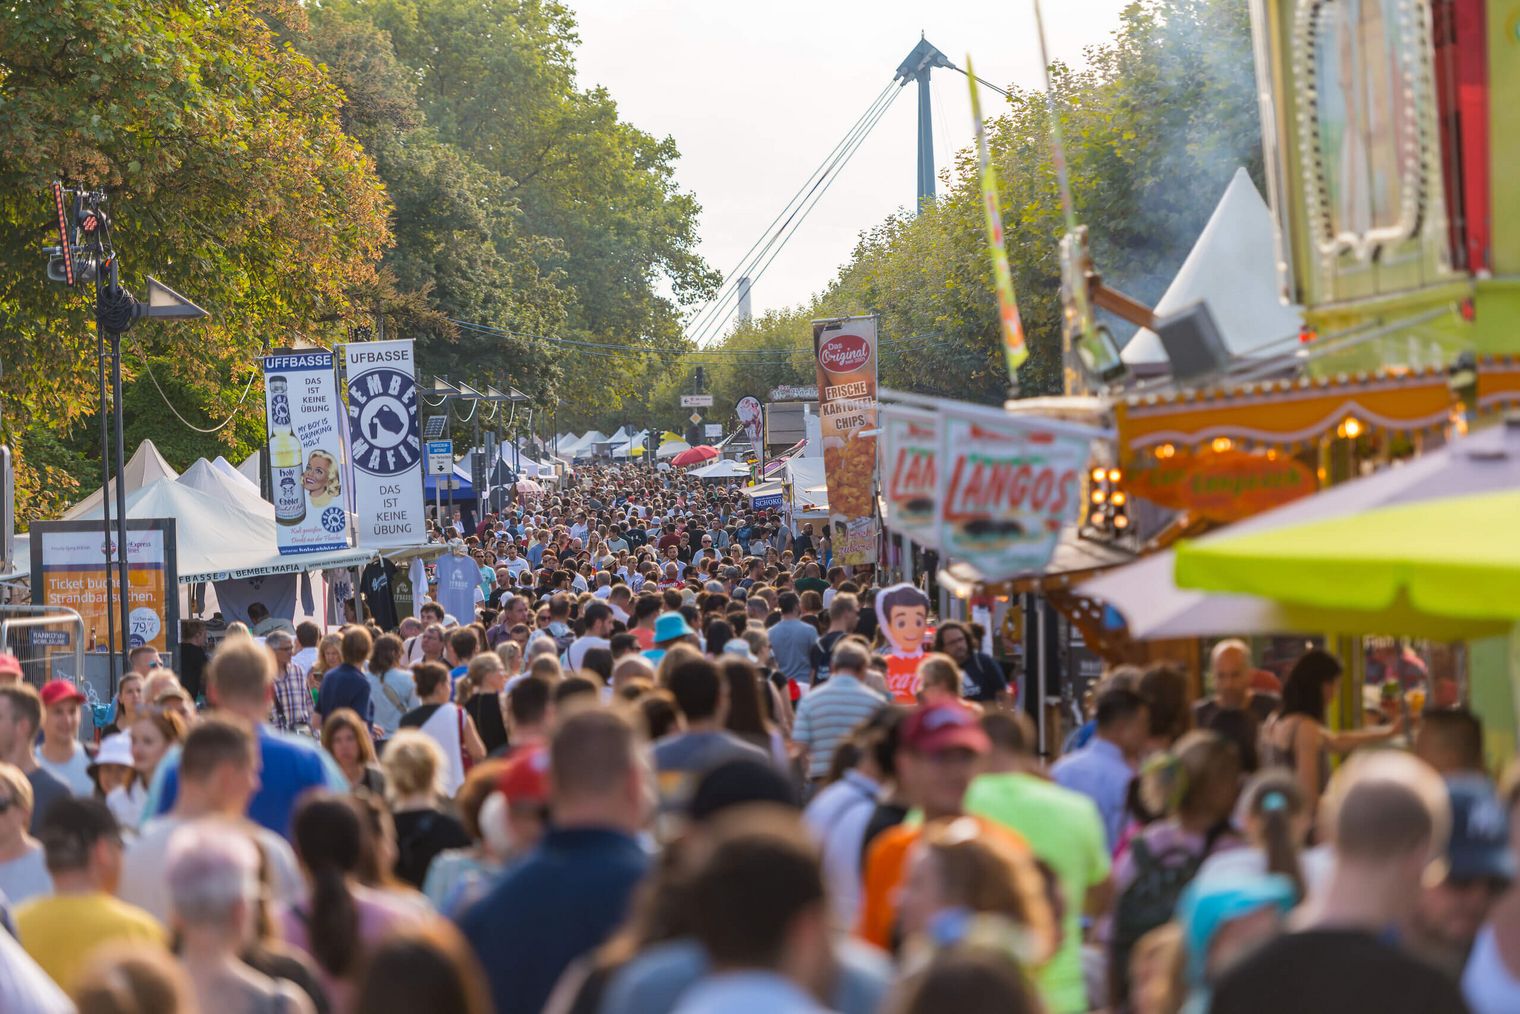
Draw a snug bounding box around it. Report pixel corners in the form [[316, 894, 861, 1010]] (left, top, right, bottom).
[[154, 725, 344, 839], [315, 663, 371, 725], [458, 827, 649, 1014]]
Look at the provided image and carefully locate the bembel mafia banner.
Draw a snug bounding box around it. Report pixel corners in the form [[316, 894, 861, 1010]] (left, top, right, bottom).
[[262, 350, 351, 555], [343, 339, 424, 548]]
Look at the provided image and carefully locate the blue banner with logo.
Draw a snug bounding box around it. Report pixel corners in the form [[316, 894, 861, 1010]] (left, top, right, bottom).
[[261, 350, 352, 554], [343, 340, 425, 548]]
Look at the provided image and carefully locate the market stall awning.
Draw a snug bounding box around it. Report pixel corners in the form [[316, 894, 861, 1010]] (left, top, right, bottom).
[[1116, 367, 1455, 461], [691, 460, 750, 479], [1174, 490, 1520, 637], [1086, 416, 1520, 638], [1477, 356, 1520, 416]]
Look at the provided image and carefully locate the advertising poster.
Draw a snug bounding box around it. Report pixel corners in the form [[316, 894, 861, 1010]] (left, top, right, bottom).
[[31, 519, 179, 656], [935, 400, 1099, 582], [345, 339, 425, 548], [813, 315, 879, 566], [262, 350, 351, 555], [736, 396, 765, 451], [879, 402, 939, 549]]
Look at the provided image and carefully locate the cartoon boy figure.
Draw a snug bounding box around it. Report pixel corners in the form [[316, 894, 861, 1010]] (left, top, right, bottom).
[[876, 582, 931, 704]]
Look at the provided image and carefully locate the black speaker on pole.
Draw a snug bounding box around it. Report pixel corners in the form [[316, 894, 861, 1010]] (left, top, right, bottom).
[[1154, 301, 1230, 383]]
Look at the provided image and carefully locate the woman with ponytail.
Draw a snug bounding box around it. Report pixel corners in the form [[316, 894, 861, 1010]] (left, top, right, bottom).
[[1197, 770, 1333, 899], [281, 793, 429, 1011]]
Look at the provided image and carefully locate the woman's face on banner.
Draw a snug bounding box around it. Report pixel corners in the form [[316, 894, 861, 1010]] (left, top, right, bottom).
[[303, 453, 331, 493]]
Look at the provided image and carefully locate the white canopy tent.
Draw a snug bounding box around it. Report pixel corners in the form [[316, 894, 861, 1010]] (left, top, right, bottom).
[[62, 439, 180, 520], [1122, 168, 1303, 366], [177, 458, 272, 517], [690, 459, 750, 479], [237, 449, 261, 485], [44, 479, 373, 583], [656, 439, 690, 460], [211, 456, 260, 496]]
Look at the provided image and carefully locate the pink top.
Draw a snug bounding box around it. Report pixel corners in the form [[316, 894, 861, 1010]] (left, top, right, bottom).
[[279, 884, 430, 1012]]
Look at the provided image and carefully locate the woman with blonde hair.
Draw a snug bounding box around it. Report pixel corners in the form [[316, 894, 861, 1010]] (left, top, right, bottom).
[[309, 632, 344, 698], [495, 639, 523, 680], [382, 730, 471, 890], [323, 708, 387, 795], [459, 653, 509, 755]]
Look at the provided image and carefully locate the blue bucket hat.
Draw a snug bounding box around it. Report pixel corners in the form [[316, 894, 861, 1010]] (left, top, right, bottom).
[[652, 612, 697, 644]]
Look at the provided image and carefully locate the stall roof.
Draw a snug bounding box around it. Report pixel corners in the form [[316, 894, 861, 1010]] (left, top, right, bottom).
[[62, 439, 180, 520], [177, 458, 272, 517], [1123, 168, 1303, 366], [60, 478, 373, 583]]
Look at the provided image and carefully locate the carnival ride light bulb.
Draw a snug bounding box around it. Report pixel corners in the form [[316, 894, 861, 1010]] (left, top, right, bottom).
[[1341, 417, 1363, 439], [1091, 467, 1106, 483], [1211, 437, 1233, 453], [1113, 512, 1130, 530], [1091, 489, 1107, 505], [1111, 491, 1127, 506], [1106, 468, 1121, 483], [1156, 444, 1176, 459]]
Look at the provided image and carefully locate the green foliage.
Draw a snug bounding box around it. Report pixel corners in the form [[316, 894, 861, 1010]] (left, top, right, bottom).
[[0, 0, 391, 522]]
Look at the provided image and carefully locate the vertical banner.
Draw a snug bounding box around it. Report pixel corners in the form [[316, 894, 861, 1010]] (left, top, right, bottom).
[[813, 315, 879, 566], [262, 350, 350, 554], [935, 400, 1098, 582], [31, 519, 178, 655], [966, 55, 1028, 385], [343, 340, 425, 548], [878, 402, 939, 549]]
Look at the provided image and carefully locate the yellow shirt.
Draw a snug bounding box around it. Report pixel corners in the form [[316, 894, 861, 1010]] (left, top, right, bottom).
[[15, 892, 166, 991]]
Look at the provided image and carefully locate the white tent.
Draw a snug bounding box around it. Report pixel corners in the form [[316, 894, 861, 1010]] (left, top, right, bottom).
[[62, 439, 180, 521], [177, 458, 272, 516], [211, 456, 260, 496], [1122, 167, 1304, 366], [690, 459, 750, 479], [784, 457, 828, 510], [60, 479, 373, 583], [237, 450, 261, 485]]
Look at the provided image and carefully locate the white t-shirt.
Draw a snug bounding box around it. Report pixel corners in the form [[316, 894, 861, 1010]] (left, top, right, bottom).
[[292, 646, 319, 678], [566, 635, 611, 672], [120, 814, 303, 925], [36, 743, 93, 796], [503, 556, 530, 577]]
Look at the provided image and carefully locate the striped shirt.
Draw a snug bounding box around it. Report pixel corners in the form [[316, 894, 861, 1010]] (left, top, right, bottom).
[[793, 674, 887, 779]]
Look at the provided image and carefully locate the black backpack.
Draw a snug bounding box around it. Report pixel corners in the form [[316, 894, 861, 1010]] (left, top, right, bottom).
[[1110, 822, 1227, 1005]]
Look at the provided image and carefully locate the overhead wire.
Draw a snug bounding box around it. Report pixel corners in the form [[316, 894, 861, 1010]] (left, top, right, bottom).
[[681, 79, 898, 344], [689, 83, 904, 346], [128, 337, 259, 434], [685, 80, 903, 346]]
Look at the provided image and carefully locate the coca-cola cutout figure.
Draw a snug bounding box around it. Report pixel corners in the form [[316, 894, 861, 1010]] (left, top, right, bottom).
[[876, 582, 931, 704]]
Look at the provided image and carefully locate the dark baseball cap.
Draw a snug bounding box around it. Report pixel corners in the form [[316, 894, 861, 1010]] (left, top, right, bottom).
[[688, 758, 798, 822], [1446, 775, 1514, 882]]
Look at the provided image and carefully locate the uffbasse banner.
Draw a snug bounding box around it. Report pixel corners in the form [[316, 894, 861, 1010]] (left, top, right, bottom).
[[814, 315, 880, 566], [878, 402, 939, 549], [344, 340, 425, 548], [934, 400, 1099, 582], [262, 350, 351, 555]]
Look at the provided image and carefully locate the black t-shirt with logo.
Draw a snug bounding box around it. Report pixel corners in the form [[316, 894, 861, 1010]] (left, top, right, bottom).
[[360, 558, 400, 631]]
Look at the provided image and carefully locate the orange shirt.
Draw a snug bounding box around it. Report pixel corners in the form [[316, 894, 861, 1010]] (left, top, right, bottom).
[[883, 653, 923, 704], [856, 814, 1030, 950]]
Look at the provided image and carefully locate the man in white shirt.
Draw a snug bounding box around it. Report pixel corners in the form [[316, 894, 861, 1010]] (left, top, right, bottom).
[[291, 621, 321, 680], [566, 603, 615, 671], [35, 681, 92, 796], [501, 543, 531, 579], [593, 571, 614, 600], [570, 512, 590, 542]]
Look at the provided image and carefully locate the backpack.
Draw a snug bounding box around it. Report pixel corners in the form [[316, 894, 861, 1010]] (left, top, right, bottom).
[[1110, 823, 1226, 1005]]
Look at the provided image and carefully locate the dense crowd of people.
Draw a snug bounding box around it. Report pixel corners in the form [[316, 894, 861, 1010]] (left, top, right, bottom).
[[0, 464, 1511, 1014]]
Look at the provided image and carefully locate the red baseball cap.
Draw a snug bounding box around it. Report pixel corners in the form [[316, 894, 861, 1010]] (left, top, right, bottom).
[[901, 703, 989, 755], [39, 680, 86, 708], [496, 746, 550, 805], [0, 653, 21, 679]]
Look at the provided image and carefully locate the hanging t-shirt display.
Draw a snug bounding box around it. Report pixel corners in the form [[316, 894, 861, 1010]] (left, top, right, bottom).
[[360, 558, 400, 631], [433, 551, 482, 624], [392, 566, 415, 622]]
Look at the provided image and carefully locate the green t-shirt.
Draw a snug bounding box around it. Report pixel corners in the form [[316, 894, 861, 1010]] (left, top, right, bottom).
[[964, 771, 1111, 1014]]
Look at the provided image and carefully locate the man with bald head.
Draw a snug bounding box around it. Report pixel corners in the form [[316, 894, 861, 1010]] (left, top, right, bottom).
[[1193, 639, 1278, 728]]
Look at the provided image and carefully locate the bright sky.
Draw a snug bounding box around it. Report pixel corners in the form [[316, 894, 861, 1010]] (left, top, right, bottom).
[[568, 0, 1135, 341]]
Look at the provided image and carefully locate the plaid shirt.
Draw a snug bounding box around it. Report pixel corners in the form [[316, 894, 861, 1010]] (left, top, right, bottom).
[[270, 661, 313, 732]]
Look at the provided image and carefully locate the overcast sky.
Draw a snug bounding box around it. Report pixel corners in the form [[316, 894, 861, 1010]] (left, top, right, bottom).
[[568, 0, 1135, 341]]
